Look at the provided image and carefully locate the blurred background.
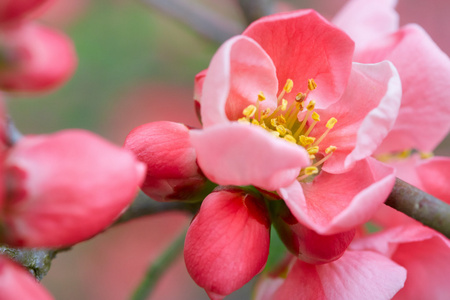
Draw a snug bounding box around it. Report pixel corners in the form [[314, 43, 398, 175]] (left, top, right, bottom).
[[5, 0, 450, 299]]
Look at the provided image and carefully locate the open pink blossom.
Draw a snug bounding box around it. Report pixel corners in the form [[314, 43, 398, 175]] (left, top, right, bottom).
[[0, 22, 76, 93], [1, 129, 145, 248], [0, 255, 53, 300], [350, 224, 450, 300], [124, 121, 209, 202], [334, 0, 450, 154], [191, 10, 401, 234], [261, 250, 406, 300], [184, 187, 270, 299]]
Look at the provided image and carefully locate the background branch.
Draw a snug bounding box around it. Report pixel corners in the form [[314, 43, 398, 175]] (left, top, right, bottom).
[[385, 178, 450, 238], [238, 0, 275, 24], [141, 0, 242, 43]]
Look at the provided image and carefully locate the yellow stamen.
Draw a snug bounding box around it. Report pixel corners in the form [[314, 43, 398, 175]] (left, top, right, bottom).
[[308, 78, 317, 91], [251, 119, 260, 126], [313, 146, 337, 167], [306, 100, 316, 111], [238, 117, 250, 124], [258, 91, 266, 101], [304, 111, 320, 137], [276, 125, 287, 136], [299, 135, 315, 147], [281, 99, 288, 111], [243, 104, 257, 118], [296, 92, 306, 102], [270, 118, 277, 128], [297, 166, 319, 181], [307, 146, 319, 155], [284, 79, 294, 93], [312, 117, 338, 147], [278, 79, 293, 103], [284, 134, 297, 144], [277, 115, 286, 125], [261, 108, 271, 119]]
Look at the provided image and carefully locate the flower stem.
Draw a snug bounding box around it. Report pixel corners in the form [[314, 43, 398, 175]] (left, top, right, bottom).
[[385, 178, 450, 238], [131, 228, 187, 300]]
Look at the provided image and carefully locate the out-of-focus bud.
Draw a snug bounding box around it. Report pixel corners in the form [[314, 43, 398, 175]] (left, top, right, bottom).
[[124, 121, 211, 202], [0, 255, 53, 300], [272, 201, 355, 264], [1, 129, 145, 248], [0, 0, 54, 25], [184, 187, 271, 300], [0, 22, 76, 93]]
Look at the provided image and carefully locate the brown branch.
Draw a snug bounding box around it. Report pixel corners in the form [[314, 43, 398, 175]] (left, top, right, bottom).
[[140, 0, 243, 43], [238, 0, 275, 25], [385, 178, 450, 238]]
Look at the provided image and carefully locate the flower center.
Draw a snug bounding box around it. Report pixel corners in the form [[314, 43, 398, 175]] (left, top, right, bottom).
[[238, 78, 338, 182], [376, 149, 434, 162]]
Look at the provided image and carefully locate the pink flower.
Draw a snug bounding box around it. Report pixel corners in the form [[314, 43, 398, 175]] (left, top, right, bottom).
[[184, 187, 270, 300], [0, 254, 54, 299], [333, 0, 450, 154], [1, 129, 145, 248], [0, 0, 53, 25], [256, 250, 406, 300], [191, 10, 401, 235], [350, 225, 450, 300], [0, 22, 76, 93], [124, 121, 209, 202]]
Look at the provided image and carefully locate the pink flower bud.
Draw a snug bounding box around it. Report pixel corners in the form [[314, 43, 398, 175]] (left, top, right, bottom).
[[0, 22, 76, 93], [1, 129, 145, 248], [0, 255, 53, 299], [124, 121, 209, 202], [273, 201, 355, 264], [184, 187, 271, 299], [0, 0, 54, 25]]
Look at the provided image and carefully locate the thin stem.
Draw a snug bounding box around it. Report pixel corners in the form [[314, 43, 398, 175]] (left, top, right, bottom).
[[131, 228, 187, 300], [385, 178, 450, 238]]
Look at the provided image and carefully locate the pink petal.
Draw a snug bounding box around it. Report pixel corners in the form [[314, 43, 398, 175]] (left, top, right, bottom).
[[243, 10, 355, 108], [0, 0, 53, 25], [124, 121, 207, 202], [416, 156, 450, 203], [190, 123, 310, 191], [273, 200, 355, 264], [281, 158, 395, 235], [358, 24, 450, 153], [315, 61, 401, 174], [3, 130, 145, 247], [333, 0, 399, 52], [200, 35, 278, 127], [350, 225, 450, 300], [184, 188, 270, 298], [0, 255, 54, 300], [273, 250, 406, 300]]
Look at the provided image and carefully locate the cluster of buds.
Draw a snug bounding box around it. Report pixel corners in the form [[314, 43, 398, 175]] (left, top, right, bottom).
[[0, 2, 146, 299], [0, 0, 76, 93]]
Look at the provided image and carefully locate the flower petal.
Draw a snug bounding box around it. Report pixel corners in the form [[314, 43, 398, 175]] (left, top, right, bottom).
[[416, 156, 450, 203], [358, 24, 450, 153], [350, 225, 450, 300], [0, 255, 54, 300], [333, 0, 399, 52], [190, 123, 310, 191], [282, 158, 395, 235], [316, 61, 401, 174], [243, 10, 355, 108], [272, 250, 406, 300], [200, 35, 278, 127], [3, 130, 144, 247], [184, 188, 270, 299]]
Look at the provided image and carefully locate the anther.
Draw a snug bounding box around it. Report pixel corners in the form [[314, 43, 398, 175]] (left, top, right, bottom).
[[295, 92, 306, 102], [326, 117, 337, 129], [258, 91, 266, 101], [308, 78, 317, 91], [284, 79, 294, 93], [243, 104, 257, 118]]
